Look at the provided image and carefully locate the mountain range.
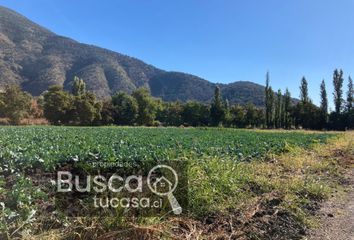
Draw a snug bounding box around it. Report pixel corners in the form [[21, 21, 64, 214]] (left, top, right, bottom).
[[0, 6, 266, 107]]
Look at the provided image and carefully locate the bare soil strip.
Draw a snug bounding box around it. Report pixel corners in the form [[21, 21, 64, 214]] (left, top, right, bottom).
[[307, 169, 354, 240], [307, 132, 354, 240]]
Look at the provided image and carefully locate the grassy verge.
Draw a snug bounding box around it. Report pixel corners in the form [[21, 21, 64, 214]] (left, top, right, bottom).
[[134, 131, 352, 240], [167, 131, 353, 239]]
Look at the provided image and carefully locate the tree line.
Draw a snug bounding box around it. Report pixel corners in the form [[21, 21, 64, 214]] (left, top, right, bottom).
[[264, 69, 353, 130], [0, 69, 352, 130]]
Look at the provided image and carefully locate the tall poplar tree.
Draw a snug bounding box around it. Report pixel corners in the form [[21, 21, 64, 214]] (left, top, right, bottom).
[[210, 86, 226, 126], [265, 72, 274, 128], [320, 79, 328, 128], [275, 89, 282, 128], [320, 80, 328, 114], [268, 86, 275, 128], [283, 88, 292, 129], [347, 76, 353, 112], [300, 77, 309, 103], [333, 69, 344, 114]]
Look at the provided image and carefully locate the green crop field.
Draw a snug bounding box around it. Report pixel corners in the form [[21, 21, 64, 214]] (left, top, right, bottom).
[[0, 126, 342, 239], [0, 126, 334, 171]]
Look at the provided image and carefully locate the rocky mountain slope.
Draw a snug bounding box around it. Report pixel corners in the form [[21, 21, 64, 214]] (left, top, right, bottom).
[[0, 6, 267, 106]]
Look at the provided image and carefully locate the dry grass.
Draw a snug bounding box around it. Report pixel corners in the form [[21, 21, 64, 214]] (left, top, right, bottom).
[[157, 131, 354, 239], [20, 118, 49, 125], [0, 118, 49, 125]]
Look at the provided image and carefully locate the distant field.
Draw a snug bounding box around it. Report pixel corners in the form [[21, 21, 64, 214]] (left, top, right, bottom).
[[0, 126, 334, 171]]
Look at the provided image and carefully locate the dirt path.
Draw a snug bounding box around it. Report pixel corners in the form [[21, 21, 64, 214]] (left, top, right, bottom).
[[307, 168, 354, 240]]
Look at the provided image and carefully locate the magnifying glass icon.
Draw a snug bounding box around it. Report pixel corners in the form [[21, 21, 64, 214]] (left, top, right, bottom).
[[147, 165, 182, 215]]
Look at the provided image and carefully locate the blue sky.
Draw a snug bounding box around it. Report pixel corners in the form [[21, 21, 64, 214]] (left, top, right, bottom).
[[1, 0, 354, 108]]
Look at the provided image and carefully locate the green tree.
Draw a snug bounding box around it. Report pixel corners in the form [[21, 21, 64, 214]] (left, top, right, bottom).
[[268, 86, 275, 128], [2, 85, 32, 125], [100, 100, 115, 125], [210, 86, 226, 126], [43, 85, 73, 124], [300, 77, 310, 103], [255, 108, 266, 128], [70, 78, 101, 125], [320, 80, 328, 128], [0, 94, 4, 116], [72, 92, 102, 125], [293, 101, 321, 129], [296, 77, 320, 129], [244, 103, 257, 127], [72, 76, 86, 96], [182, 101, 210, 126], [112, 91, 139, 125], [264, 72, 273, 128], [345, 109, 354, 129], [347, 76, 353, 112], [283, 88, 292, 129], [333, 69, 344, 114], [320, 80, 328, 114], [223, 99, 232, 127], [275, 89, 282, 128], [132, 88, 158, 126], [229, 105, 245, 128], [157, 101, 183, 126], [328, 111, 346, 130]]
